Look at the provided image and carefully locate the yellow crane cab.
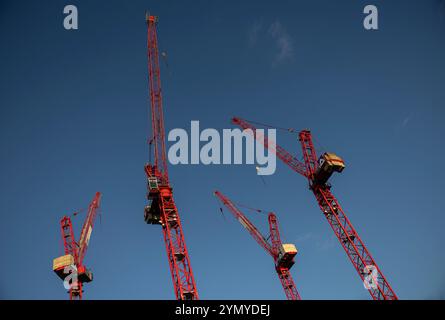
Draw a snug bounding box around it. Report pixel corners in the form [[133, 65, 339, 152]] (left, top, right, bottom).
[[53, 255, 93, 283], [53, 254, 75, 280], [276, 244, 298, 269], [312, 152, 345, 186]]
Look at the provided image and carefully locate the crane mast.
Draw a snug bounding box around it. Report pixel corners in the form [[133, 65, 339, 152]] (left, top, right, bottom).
[[53, 192, 102, 300], [215, 191, 301, 300], [299, 130, 397, 300], [60, 216, 80, 300], [231, 117, 398, 300], [146, 14, 168, 182], [143, 13, 198, 300], [267, 214, 300, 300]]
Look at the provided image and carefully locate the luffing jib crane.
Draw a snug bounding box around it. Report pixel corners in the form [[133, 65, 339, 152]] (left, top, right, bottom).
[[214, 191, 301, 300], [232, 117, 398, 300], [143, 13, 198, 300], [53, 192, 102, 300]]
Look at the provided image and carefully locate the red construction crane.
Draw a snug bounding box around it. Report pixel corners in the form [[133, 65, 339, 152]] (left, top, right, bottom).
[[52, 192, 102, 300], [232, 117, 398, 300], [214, 190, 301, 300], [143, 13, 198, 300]]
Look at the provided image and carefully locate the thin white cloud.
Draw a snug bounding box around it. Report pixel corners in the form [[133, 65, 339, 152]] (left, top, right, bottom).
[[268, 20, 294, 64], [394, 114, 412, 135], [294, 232, 315, 243], [247, 20, 294, 65], [293, 232, 335, 251], [402, 116, 410, 127]]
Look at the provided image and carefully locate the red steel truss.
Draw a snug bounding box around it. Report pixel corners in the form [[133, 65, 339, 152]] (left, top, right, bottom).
[[215, 191, 301, 300], [59, 192, 101, 300], [144, 14, 198, 300], [231, 117, 397, 300], [60, 216, 81, 300], [299, 130, 397, 300]]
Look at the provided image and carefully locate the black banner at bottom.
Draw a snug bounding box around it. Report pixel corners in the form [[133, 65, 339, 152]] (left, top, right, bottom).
[[1, 300, 442, 319]]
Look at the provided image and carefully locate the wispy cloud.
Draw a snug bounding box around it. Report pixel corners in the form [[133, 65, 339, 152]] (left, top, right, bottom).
[[293, 232, 335, 251], [402, 116, 410, 127], [268, 20, 294, 64], [394, 113, 412, 135], [247, 21, 262, 47], [246, 20, 294, 65], [294, 232, 315, 243]]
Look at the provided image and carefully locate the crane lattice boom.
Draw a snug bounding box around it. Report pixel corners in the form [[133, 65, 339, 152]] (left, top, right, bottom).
[[53, 192, 102, 300], [78, 192, 101, 266], [231, 117, 398, 300], [144, 13, 198, 300], [299, 130, 397, 300], [215, 191, 301, 300], [232, 117, 307, 177]]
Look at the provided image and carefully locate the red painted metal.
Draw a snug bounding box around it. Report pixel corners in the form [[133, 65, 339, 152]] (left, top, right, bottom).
[[59, 192, 101, 300], [144, 14, 198, 300], [146, 14, 169, 182], [232, 117, 307, 177], [231, 117, 398, 300], [268, 214, 301, 300], [60, 216, 82, 300], [215, 191, 301, 300], [78, 192, 101, 266], [299, 131, 397, 300]]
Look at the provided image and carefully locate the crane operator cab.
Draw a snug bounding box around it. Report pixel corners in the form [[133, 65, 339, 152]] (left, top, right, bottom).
[[312, 152, 345, 186], [276, 244, 298, 269], [53, 255, 93, 283], [53, 254, 75, 280], [144, 177, 162, 225]]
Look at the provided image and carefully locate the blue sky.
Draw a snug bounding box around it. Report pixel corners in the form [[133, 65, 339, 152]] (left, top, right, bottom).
[[0, 0, 444, 299]]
